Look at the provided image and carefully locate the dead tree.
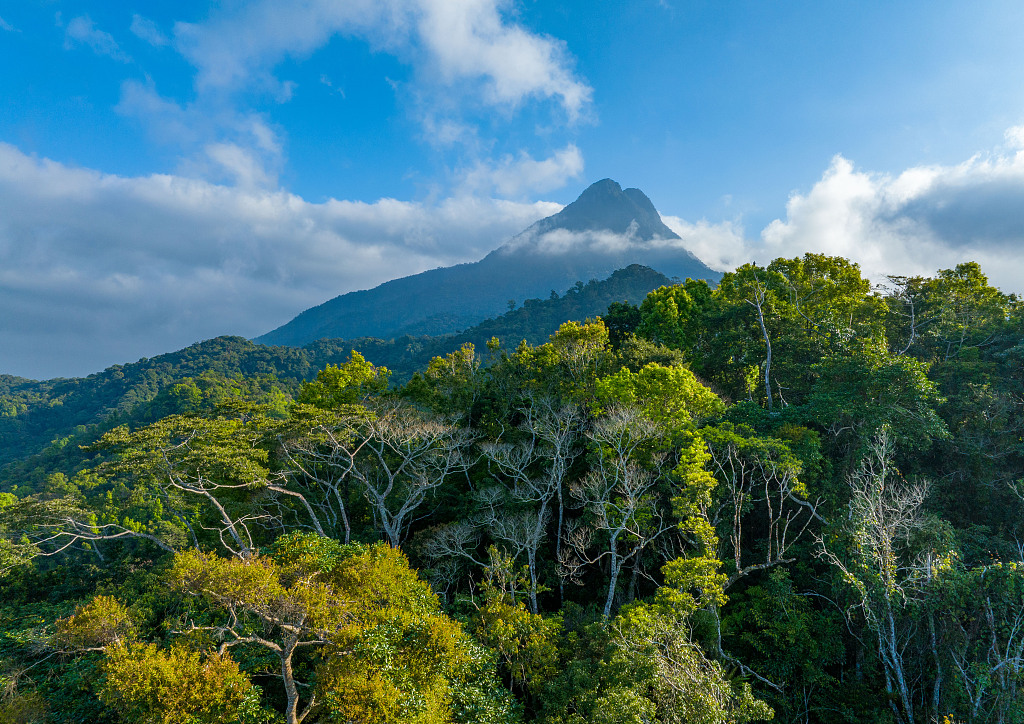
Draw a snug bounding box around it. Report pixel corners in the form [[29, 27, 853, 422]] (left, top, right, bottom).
[[818, 432, 929, 724], [568, 407, 672, 618], [346, 402, 471, 547]]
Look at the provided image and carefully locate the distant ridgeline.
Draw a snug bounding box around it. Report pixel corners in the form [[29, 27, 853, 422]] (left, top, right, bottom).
[[0, 264, 673, 485], [256, 179, 719, 346]]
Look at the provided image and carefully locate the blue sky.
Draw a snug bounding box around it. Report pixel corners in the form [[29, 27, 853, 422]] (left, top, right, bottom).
[[3, 0, 1024, 378]]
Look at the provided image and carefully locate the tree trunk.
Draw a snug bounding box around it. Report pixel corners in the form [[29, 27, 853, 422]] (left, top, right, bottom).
[[753, 295, 773, 412], [281, 637, 301, 724], [603, 541, 621, 619]]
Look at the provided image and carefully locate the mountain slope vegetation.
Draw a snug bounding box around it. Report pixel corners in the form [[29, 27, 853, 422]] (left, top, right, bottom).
[[1, 255, 1022, 724]]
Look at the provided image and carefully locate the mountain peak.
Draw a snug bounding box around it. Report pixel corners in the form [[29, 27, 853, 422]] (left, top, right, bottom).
[[526, 179, 680, 240], [257, 178, 720, 348]]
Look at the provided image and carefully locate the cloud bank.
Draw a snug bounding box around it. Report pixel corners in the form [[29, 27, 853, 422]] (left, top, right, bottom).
[[0, 143, 558, 379], [666, 128, 1024, 294]]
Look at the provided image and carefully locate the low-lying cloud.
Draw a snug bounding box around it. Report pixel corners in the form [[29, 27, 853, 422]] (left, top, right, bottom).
[[667, 128, 1024, 294], [0, 143, 558, 379]]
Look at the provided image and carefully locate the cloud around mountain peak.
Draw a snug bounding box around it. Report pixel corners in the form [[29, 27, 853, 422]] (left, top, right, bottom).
[[5, 126, 1024, 379]]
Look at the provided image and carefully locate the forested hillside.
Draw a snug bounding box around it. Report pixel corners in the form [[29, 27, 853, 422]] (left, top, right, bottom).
[[1, 254, 1022, 724], [0, 265, 671, 490]]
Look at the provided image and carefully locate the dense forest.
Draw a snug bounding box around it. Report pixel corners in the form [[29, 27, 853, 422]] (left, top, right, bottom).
[[1, 254, 1022, 724]]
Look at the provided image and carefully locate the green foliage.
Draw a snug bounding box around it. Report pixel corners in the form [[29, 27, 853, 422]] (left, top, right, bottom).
[[595, 363, 724, 433], [296, 351, 390, 408], [509, 319, 613, 402], [0, 690, 48, 724], [55, 595, 136, 651], [614, 601, 774, 724], [807, 342, 947, 454], [4, 256, 1024, 724], [636, 279, 715, 353], [101, 643, 266, 724], [471, 592, 562, 696], [603, 301, 642, 348], [720, 569, 846, 721], [169, 537, 518, 724]]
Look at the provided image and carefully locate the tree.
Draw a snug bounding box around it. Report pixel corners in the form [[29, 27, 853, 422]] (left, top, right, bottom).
[[277, 403, 373, 544], [512, 320, 613, 402], [53, 595, 270, 724], [479, 397, 584, 612], [170, 539, 345, 724], [348, 401, 472, 547], [567, 407, 673, 619], [885, 262, 1016, 362], [603, 301, 642, 349], [94, 410, 323, 558], [470, 551, 562, 706], [101, 643, 265, 724], [595, 363, 724, 436], [807, 341, 947, 456], [636, 280, 714, 354], [818, 433, 930, 724], [613, 600, 773, 724], [170, 533, 517, 724], [938, 561, 1024, 722], [296, 351, 390, 409], [700, 423, 815, 591], [768, 253, 882, 351]]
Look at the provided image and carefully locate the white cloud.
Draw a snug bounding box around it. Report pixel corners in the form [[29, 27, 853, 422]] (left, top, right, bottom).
[[414, 0, 591, 120], [172, 0, 591, 119], [660, 137, 1024, 294], [758, 150, 1024, 292], [116, 80, 284, 189], [203, 142, 276, 189], [661, 128, 1024, 296], [63, 15, 130, 63], [130, 14, 169, 47], [0, 143, 560, 379], [0, 16, 15, 32], [461, 143, 584, 196], [661, 216, 748, 272], [663, 130, 1024, 296], [319, 74, 346, 98], [108, 1, 590, 198]]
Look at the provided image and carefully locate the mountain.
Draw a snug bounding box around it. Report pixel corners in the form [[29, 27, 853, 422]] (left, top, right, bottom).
[[256, 179, 720, 347], [522, 177, 680, 238]]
